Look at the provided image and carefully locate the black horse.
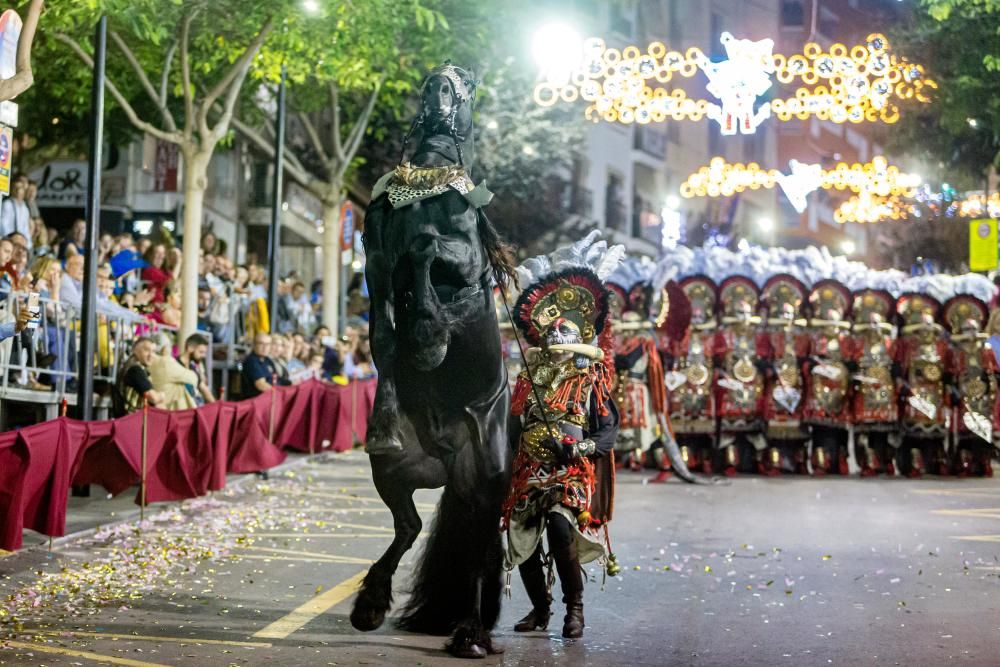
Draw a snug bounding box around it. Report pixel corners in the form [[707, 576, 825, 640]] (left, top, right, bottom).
[[349, 64, 515, 659]]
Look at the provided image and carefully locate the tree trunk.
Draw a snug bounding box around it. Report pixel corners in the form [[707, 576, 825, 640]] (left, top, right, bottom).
[[321, 194, 341, 331], [180, 149, 209, 340]]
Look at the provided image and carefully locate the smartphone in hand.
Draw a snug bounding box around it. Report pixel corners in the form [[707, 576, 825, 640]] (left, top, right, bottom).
[[26, 292, 41, 330]]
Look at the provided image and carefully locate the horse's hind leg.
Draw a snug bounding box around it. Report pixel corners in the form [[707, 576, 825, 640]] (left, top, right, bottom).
[[350, 468, 422, 632]]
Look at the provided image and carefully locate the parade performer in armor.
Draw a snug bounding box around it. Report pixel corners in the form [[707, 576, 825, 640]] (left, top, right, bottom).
[[943, 295, 997, 477], [847, 289, 899, 476], [664, 276, 719, 475], [894, 294, 950, 477], [801, 280, 853, 475], [759, 274, 810, 475], [607, 259, 663, 471], [713, 276, 768, 475], [504, 232, 622, 640]]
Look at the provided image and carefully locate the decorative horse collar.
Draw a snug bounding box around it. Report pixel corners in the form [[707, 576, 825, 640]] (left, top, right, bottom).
[[372, 162, 492, 210]]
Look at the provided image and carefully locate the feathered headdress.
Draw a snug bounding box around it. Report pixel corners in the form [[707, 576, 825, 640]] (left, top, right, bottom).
[[513, 230, 625, 346]]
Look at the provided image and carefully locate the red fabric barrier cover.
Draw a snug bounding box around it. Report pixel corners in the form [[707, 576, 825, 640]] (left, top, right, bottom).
[[0, 378, 375, 551]]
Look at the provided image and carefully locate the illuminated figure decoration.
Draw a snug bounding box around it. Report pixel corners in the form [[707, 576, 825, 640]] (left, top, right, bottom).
[[699, 32, 775, 135], [533, 30, 934, 133], [774, 159, 824, 213], [680, 156, 921, 215]]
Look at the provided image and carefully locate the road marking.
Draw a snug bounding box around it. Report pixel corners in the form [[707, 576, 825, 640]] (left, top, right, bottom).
[[253, 569, 368, 639], [27, 630, 272, 648], [934, 508, 1000, 520], [3, 640, 170, 666], [238, 544, 375, 564], [913, 488, 1000, 497], [950, 535, 1000, 542]]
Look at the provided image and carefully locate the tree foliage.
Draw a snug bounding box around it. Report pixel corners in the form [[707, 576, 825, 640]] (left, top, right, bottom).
[[889, 0, 1000, 184]]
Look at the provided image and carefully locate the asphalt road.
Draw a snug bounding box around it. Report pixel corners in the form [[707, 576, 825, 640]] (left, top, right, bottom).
[[2, 453, 999, 666]]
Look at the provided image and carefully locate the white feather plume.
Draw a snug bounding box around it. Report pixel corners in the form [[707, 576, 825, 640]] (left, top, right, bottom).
[[649, 244, 996, 302], [516, 230, 626, 287]]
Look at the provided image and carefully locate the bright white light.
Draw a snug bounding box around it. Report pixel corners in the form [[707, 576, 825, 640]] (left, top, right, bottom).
[[661, 205, 682, 250], [968, 118, 978, 128], [737, 238, 751, 252], [132, 219, 154, 236], [532, 22, 583, 84], [162, 219, 175, 232], [485, 118, 499, 130], [757, 216, 774, 232], [841, 239, 856, 255], [665, 195, 681, 210], [522, 144, 536, 156], [351, 260, 363, 271], [281, 202, 289, 211], [302, 0, 320, 13]]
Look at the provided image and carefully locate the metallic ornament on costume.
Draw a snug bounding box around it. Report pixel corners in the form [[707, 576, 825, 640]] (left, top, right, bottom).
[[686, 363, 710, 386], [778, 364, 799, 387], [963, 410, 993, 443], [942, 294, 988, 335], [920, 363, 942, 382], [773, 385, 801, 413], [733, 357, 756, 383]]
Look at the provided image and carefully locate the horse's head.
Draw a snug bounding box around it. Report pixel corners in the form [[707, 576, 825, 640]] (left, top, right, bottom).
[[395, 224, 490, 372]]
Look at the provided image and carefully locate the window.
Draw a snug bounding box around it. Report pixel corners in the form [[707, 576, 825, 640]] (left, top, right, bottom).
[[609, 3, 633, 38], [781, 0, 805, 27], [605, 172, 626, 232]]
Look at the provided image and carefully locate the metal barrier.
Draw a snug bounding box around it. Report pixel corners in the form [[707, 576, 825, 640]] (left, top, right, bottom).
[[0, 290, 208, 418]]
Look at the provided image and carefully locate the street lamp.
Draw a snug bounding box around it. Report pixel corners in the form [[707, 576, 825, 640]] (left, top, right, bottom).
[[840, 239, 856, 255], [756, 216, 774, 232], [531, 22, 582, 84], [302, 0, 320, 14]]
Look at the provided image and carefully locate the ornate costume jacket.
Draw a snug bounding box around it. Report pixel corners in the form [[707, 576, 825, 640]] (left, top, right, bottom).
[[802, 325, 852, 426], [506, 350, 619, 527], [713, 324, 768, 429], [846, 328, 898, 429], [947, 336, 998, 435], [762, 324, 809, 435], [894, 332, 950, 432], [614, 332, 666, 433], [665, 328, 717, 433]]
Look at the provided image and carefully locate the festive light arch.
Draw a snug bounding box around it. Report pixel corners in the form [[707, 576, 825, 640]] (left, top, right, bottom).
[[534, 32, 935, 135], [679, 156, 922, 214], [835, 190, 1000, 224]]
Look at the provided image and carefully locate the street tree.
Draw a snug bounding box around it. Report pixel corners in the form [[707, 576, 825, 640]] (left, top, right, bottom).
[[230, 0, 452, 329], [48, 0, 287, 339], [0, 0, 43, 103], [890, 0, 1000, 186]]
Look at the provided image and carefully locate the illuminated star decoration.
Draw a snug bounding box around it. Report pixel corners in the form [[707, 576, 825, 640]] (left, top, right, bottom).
[[533, 33, 934, 133], [680, 156, 921, 216], [699, 32, 775, 135]]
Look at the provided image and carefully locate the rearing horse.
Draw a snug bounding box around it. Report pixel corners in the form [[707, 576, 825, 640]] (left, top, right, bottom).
[[349, 64, 514, 659]]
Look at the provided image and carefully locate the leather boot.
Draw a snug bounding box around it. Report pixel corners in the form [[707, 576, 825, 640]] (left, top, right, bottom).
[[513, 556, 551, 632], [551, 533, 585, 638]]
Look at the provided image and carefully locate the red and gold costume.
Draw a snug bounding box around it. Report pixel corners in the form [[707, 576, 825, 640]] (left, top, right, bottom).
[[664, 276, 718, 474], [943, 295, 997, 477], [713, 276, 767, 475], [759, 274, 810, 475], [894, 293, 949, 477], [846, 289, 898, 476], [503, 237, 622, 640], [802, 280, 853, 475]]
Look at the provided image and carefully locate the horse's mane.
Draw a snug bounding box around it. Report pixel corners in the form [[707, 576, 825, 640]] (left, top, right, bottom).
[[477, 209, 517, 293]]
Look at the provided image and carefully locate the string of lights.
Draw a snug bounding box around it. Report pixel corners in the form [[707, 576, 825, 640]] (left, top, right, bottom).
[[533, 31, 935, 135], [679, 156, 922, 214]]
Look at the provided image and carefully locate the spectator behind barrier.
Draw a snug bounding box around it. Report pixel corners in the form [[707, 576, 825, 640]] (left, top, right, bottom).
[[1, 179, 32, 253], [148, 332, 199, 411], [114, 337, 164, 416], [0, 300, 31, 342], [179, 333, 215, 406], [242, 332, 277, 398]]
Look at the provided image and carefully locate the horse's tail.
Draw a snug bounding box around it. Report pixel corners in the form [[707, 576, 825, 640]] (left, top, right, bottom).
[[397, 483, 504, 634]]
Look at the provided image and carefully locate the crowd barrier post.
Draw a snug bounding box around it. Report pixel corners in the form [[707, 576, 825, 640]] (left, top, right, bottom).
[[268, 373, 277, 445], [140, 396, 149, 523], [350, 379, 359, 447]]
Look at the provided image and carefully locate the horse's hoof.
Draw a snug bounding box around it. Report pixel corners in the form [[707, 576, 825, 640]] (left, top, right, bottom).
[[447, 641, 487, 659], [350, 605, 386, 632]]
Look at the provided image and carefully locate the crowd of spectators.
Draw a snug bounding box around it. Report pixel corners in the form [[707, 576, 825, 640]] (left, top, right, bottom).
[[0, 172, 374, 415]]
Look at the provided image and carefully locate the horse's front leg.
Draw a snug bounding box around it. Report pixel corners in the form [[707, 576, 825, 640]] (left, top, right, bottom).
[[365, 254, 404, 454]]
